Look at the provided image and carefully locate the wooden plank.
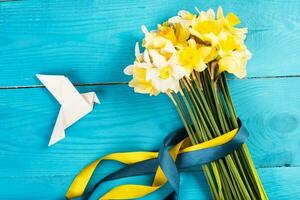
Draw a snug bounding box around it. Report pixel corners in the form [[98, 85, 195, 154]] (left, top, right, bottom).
[[0, 175, 68, 200], [0, 0, 300, 86], [230, 77, 300, 168], [0, 84, 180, 177], [179, 167, 300, 200], [0, 78, 299, 178], [0, 167, 299, 199]]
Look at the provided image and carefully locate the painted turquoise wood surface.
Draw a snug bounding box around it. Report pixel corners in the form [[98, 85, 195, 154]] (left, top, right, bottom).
[[1, 0, 300, 86], [0, 0, 299, 200]]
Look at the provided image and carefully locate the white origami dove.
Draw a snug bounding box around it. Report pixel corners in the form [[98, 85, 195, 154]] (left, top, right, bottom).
[[36, 74, 100, 146]]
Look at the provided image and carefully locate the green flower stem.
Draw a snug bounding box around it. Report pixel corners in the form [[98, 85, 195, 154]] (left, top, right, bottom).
[[179, 86, 225, 200], [187, 78, 251, 200], [208, 77, 227, 133], [205, 70, 252, 200], [219, 73, 268, 200], [168, 92, 219, 200], [203, 165, 220, 200], [187, 77, 240, 199], [219, 74, 238, 128], [178, 84, 203, 142], [175, 87, 229, 200], [200, 72, 246, 199], [170, 93, 196, 142], [183, 79, 212, 140], [192, 73, 221, 137], [200, 72, 219, 120], [215, 78, 257, 199], [181, 80, 228, 199], [211, 162, 224, 200], [182, 78, 241, 199], [226, 165, 242, 200], [242, 145, 268, 199], [234, 150, 256, 199], [216, 163, 231, 200], [220, 73, 268, 199], [168, 68, 268, 200]]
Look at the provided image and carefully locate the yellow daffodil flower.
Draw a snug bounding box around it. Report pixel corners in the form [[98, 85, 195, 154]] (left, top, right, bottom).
[[190, 9, 222, 46], [218, 31, 238, 57], [167, 10, 196, 48], [178, 39, 211, 75], [124, 7, 252, 95], [157, 24, 189, 49], [124, 44, 160, 95], [217, 7, 248, 43], [141, 25, 177, 59], [124, 64, 159, 95], [205, 46, 219, 63], [157, 25, 177, 45], [217, 7, 240, 28], [218, 49, 251, 78], [142, 25, 170, 50]]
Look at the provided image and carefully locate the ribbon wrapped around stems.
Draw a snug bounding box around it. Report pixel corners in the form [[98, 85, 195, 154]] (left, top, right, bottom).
[[66, 120, 248, 200]]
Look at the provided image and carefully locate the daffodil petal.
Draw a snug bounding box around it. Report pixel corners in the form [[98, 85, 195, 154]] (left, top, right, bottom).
[[124, 65, 134, 75], [146, 68, 160, 81], [149, 50, 168, 68]]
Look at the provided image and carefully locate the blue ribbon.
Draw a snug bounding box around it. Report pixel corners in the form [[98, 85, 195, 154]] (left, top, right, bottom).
[[75, 120, 248, 200]]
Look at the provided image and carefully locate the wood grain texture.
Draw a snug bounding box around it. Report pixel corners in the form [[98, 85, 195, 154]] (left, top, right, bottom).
[[0, 168, 299, 200], [230, 77, 300, 168], [0, 79, 299, 178], [0, 84, 180, 177], [179, 167, 300, 200], [0, 0, 299, 199], [0, 0, 300, 86]]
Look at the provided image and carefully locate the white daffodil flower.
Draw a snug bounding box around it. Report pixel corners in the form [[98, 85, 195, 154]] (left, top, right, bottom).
[[138, 49, 185, 93]]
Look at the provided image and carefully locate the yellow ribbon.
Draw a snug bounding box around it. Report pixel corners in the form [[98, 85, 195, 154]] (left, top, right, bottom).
[[66, 128, 238, 199]]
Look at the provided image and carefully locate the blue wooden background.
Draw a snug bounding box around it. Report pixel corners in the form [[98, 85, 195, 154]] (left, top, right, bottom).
[[0, 0, 299, 199]]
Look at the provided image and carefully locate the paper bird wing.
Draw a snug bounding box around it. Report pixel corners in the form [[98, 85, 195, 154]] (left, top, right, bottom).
[[36, 74, 66, 105], [36, 74, 89, 107], [48, 107, 65, 146]]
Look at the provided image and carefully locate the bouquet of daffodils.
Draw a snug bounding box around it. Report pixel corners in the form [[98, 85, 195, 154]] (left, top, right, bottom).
[[124, 7, 268, 200]]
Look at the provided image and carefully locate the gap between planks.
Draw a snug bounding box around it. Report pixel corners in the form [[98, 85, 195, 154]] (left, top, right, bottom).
[[0, 75, 300, 90], [0, 82, 128, 90], [0, 0, 20, 2]]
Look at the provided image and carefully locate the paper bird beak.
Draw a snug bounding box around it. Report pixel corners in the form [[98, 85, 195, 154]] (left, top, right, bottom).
[[93, 93, 100, 104]]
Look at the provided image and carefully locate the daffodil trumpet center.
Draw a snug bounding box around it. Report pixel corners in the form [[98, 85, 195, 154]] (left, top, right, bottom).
[[159, 66, 173, 80]]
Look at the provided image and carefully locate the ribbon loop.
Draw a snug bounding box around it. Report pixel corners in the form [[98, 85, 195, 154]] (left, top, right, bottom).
[[66, 120, 248, 200]]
